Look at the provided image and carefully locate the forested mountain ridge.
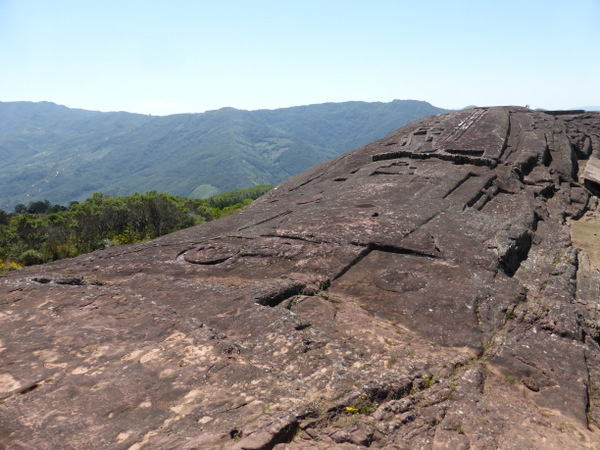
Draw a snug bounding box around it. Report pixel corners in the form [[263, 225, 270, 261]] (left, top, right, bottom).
[[0, 99, 449, 209]]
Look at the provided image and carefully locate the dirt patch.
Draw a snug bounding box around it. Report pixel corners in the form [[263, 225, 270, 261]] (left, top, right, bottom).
[[571, 210, 600, 270]]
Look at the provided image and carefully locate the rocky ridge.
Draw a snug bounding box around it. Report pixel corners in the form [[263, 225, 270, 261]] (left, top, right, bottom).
[[2, 107, 600, 448]]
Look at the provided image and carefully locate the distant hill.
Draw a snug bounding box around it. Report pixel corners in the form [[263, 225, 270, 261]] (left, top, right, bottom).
[[0, 100, 450, 210]]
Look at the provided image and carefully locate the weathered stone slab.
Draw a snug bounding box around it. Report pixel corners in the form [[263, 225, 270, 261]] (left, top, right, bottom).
[[582, 156, 600, 186], [2, 107, 600, 448]]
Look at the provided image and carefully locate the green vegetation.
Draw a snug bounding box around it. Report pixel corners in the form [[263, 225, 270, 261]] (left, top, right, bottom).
[[205, 185, 277, 209], [0, 185, 273, 273], [345, 394, 378, 416], [0, 100, 450, 210], [423, 373, 438, 389], [454, 422, 465, 434]]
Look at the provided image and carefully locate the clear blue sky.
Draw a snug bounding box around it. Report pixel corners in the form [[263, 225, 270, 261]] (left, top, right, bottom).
[[1, 0, 598, 115]]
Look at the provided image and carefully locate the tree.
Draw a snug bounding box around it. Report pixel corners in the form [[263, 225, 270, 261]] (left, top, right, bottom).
[[14, 214, 47, 249], [27, 200, 51, 214], [144, 192, 193, 237], [0, 187, 264, 267], [70, 200, 103, 253], [19, 249, 44, 266], [0, 210, 9, 226]]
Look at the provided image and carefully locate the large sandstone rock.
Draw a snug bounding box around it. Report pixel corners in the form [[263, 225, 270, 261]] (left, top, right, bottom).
[[2, 107, 600, 448]]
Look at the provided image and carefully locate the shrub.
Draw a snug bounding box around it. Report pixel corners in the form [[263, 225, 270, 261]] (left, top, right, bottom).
[[0, 260, 24, 273], [19, 249, 44, 266]]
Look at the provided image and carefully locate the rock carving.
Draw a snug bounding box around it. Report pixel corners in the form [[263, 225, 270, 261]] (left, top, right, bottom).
[[2, 107, 600, 448]]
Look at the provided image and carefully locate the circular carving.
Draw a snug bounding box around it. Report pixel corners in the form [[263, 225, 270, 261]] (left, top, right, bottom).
[[183, 243, 239, 265], [374, 269, 427, 293]]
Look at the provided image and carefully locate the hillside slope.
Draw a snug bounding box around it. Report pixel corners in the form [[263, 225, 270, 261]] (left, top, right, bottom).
[[2, 107, 600, 448], [0, 100, 448, 209]]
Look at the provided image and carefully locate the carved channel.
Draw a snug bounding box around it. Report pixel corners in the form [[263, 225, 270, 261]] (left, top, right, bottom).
[[254, 283, 306, 307]]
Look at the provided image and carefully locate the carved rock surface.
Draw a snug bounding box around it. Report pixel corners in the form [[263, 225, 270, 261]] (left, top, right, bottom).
[[2, 107, 600, 448]]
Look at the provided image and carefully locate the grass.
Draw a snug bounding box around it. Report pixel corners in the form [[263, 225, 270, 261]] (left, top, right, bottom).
[[446, 381, 459, 391], [230, 430, 241, 441], [423, 373, 438, 389], [345, 394, 379, 416]]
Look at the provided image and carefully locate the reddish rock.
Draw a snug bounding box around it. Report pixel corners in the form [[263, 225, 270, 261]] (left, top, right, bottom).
[[2, 107, 600, 448]]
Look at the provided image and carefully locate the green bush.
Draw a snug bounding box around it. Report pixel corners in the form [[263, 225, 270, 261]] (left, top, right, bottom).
[[19, 249, 44, 266], [0, 185, 272, 269]]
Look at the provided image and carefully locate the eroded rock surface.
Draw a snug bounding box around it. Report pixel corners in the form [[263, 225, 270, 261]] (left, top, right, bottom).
[[2, 107, 600, 448]]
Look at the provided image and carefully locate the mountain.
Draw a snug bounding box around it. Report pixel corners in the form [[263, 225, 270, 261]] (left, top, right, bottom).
[[2, 107, 600, 448], [0, 99, 449, 209]]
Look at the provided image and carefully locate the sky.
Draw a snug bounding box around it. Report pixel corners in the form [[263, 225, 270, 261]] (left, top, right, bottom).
[[0, 0, 599, 115]]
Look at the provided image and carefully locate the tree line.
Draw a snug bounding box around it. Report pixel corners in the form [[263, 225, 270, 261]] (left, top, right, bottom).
[[0, 185, 273, 272]]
